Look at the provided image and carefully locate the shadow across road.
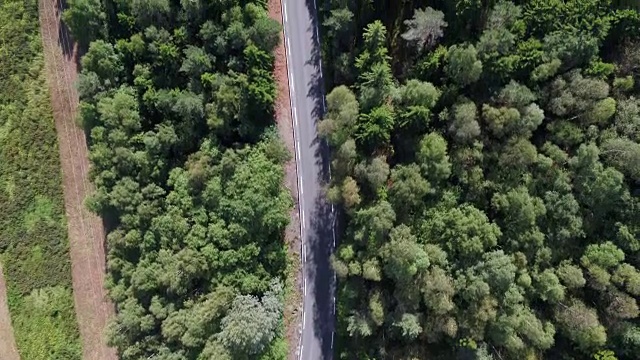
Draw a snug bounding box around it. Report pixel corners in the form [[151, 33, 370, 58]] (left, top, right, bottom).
[[283, 0, 337, 358]]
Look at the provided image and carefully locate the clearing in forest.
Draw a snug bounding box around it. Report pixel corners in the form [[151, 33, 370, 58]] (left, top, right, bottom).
[[38, 0, 117, 359]]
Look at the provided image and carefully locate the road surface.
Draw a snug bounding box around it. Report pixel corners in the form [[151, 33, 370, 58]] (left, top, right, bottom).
[[280, 0, 336, 359]]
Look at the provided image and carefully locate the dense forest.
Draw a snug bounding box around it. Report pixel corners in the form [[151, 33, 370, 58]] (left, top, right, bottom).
[[63, 0, 291, 359], [319, 0, 640, 359]]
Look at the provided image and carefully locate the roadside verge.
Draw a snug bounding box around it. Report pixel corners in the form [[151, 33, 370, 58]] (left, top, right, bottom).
[[267, 0, 304, 358]]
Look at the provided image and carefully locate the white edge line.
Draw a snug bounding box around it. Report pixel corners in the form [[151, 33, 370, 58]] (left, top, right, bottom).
[[279, 1, 306, 359], [283, 1, 288, 23]]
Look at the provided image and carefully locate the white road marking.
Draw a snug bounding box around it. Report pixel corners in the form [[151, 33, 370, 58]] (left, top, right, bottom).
[[283, 2, 288, 23], [304, 278, 307, 295], [280, 4, 308, 360], [303, 311, 306, 329], [331, 210, 336, 248], [331, 332, 334, 349]]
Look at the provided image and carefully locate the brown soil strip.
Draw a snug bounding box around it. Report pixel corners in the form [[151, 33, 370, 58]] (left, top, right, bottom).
[[267, 1, 304, 359], [0, 263, 20, 360], [38, 1, 117, 359]]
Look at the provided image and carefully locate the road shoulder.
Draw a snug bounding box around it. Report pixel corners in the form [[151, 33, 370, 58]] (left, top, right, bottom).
[[267, 0, 304, 358]]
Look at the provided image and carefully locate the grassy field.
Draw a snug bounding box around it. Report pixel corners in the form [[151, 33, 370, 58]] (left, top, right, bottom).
[[0, 1, 82, 358]]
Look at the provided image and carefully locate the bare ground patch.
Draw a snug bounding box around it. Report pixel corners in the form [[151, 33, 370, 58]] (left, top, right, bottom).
[[38, 0, 117, 359], [0, 263, 20, 360], [267, 0, 304, 359]]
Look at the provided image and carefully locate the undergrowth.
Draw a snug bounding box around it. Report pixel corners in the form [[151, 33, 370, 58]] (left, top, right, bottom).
[[0, 1, 81, 358]]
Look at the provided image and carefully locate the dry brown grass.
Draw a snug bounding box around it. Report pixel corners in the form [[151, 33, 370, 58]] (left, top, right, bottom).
[[0, 264, 20, 360], [38, 0, 117, 358]]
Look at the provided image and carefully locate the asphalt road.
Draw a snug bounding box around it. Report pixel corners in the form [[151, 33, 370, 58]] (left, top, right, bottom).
[[280, 0, 336, 359]]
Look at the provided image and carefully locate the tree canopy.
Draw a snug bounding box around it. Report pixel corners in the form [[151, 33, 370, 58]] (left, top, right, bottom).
[[319, 0, 640, 359], [64, 0, 290, 358]]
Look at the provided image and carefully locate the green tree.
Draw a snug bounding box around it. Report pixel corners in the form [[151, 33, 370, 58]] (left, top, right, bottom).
[[401, 7, 448, 52], [131, 0, 171, 27], [417, 132, 452, 184], [63, 0, 106, 46], [354, 156, 389, 191], [491, 186, 546, 253], [421, 267, 455, 315], [341, 176, 362, 210], [389, 164, 431, 219], [319, 85, 360, 147], [445, 44, 483, 87], [356, 105, 395, 150], [352, 200, 396, 246], [535, 269, 566, 303], [180, 46, 213, 82], [422, 204, 501, 260], [612, 263, 640, 296], [555, 299, 607, 353], [556, 261, 586, 289], [218, 281, 282, 357], [448, 99, 481, 143], [602, 137, 640, 180], [355, 20, 390, 73], [380, 225, 429, 283], [394, 79, 441, 128], [81, 40, 124, 88], [393, 313, 423, 341]]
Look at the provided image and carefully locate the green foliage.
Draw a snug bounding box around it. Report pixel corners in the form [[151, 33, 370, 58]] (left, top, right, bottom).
[[594, 349, 618, 360], [356, 104, 395, 150], [318, 85, 359, 148], [401, 7, 447, 52], [320, 1, 640, 359], [62, 0, 106, 47], [555, 299, 607, 353], [65, 0, 292, 358], [0, 1, 81, 356], [448, 99, 481, 142], [11, 287, 82, 360], [218, 281, 283, 357], [445, 44, 483, 87]]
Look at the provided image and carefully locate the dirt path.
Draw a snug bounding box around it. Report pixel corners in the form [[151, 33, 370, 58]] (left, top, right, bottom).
[[0, 263, 20, 360], [267, 1, 304, 359], [38, 1, 117, 359]]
